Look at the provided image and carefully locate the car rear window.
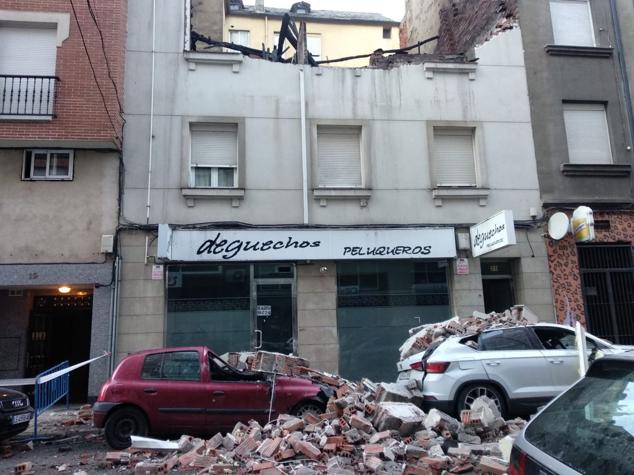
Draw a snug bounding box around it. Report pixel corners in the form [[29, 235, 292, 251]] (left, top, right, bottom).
[[479, 327, 534, 351], [141, 351, 201, 381], [525, 365, 634, 474]]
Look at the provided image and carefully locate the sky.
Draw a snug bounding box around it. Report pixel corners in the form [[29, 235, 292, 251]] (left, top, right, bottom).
[[245, 0, 406, 22]]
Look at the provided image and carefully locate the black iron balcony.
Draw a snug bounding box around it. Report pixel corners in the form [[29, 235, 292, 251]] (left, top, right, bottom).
[[0, 75, 60, 118]]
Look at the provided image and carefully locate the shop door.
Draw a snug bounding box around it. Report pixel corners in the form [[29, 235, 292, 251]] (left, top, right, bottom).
[[481, 261, 515, 313], [253, 281, 295, 355]]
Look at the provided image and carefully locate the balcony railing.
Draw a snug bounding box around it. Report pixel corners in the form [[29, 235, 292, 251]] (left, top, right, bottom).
[[0, 75, 59, 118]]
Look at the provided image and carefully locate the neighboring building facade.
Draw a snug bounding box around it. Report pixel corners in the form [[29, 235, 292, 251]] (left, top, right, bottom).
[[119, 0, 553, 382], [192, 0, 400, 67], [0, 0, 125, 399], [405, 0, 634, 344]]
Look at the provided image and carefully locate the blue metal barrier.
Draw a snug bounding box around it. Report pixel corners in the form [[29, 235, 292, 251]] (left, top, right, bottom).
[[33, 360, 70, 439]]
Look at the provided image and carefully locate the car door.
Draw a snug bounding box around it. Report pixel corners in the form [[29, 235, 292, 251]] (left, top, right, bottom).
[[138, 350, 208, 434], [478, 327, 555, 401], [532, 326, 602, 393], [206, 353, 273, 431]]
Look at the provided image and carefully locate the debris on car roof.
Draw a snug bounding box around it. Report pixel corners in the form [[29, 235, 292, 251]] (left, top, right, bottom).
[[399, 306, 540, 360]]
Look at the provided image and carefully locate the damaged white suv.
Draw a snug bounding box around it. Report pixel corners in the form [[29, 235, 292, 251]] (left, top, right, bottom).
[[396, 323, 632, 418]]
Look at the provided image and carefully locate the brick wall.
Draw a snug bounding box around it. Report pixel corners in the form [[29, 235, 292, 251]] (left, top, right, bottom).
[[0, 0, 127, 147]]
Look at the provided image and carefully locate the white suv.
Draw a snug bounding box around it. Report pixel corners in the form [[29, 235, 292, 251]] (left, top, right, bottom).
[[396, 323, 633, 417]]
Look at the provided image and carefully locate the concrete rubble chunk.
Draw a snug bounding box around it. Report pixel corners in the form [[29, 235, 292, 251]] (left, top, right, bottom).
[[424, 408, 461, 433], [476, 456, 509, 475], [374, 402, 425, 435]]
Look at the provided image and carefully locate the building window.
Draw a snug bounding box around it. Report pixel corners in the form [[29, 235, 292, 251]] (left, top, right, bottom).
[[549, 0, 594, 47], [22, 150, 73, 180], [190, 123, 238, 188], [307, 34, 321, 59], [229, 30, 250, 47], [563, 103, 612, 164], [0, 25, 58, 117], [431, 128, 477, 187], [383, 27, 392, 39], [316, 125, 362, 188]]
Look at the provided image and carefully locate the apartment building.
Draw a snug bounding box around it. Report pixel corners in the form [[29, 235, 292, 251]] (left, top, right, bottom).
[[405, 0, 634, 344], [0, 0, 126, 399]]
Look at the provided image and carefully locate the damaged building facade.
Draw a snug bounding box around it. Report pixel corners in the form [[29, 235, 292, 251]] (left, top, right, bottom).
[[117, 0, 553, 384], [405, 0, 634, 344], [0, 0, 126, 399]]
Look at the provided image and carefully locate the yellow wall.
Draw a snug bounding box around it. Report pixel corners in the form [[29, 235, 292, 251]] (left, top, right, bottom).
[[225, 15, 400, 67]]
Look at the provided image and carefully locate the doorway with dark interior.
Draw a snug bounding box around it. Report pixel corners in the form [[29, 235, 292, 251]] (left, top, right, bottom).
[[26, 293, 93, 402], [481, 260, 515, 313]]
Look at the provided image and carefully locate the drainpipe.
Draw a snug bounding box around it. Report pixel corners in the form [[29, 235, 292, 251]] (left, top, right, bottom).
[[609, 0, 634, 147], [108, 256, 121, 373], [299, 67, 309, 224], [145, 0, 157, 263]]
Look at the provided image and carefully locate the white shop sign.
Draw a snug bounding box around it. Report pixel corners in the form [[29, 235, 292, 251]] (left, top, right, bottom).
[[157, 225, 457, 262], [470, 210, 516, 258]]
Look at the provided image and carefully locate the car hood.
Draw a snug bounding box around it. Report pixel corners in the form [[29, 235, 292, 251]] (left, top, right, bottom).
[[0, 388, 27, 400], [610, 345, 634, 351]]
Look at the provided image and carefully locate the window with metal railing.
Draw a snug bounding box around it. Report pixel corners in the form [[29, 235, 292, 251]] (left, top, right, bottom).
[[0, 75, 59, 117]]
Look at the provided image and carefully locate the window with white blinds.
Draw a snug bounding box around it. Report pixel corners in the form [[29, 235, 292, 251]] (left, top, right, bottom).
[[0, 26, 57, 116], [229, 30, 250, 47], [549, 0, 594, 46], [563, 103, 612, 164], [190, 123, 238, 188], [307, 34, 321, 58], [317, 126, 362, 188], [432, 128, 477, 187]]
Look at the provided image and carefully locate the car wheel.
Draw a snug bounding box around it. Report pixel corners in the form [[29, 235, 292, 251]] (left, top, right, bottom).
[[104, 407, 148, 450], [456, 384, 507, 418], [293, 402, 324, 418]]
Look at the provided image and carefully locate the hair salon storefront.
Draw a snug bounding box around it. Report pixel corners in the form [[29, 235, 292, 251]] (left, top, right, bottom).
[[157, 225, 457, 381]]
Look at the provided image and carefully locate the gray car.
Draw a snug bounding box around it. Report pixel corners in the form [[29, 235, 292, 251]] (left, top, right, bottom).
[[510, 352, 634, 475], [396, 323, 632, 417]]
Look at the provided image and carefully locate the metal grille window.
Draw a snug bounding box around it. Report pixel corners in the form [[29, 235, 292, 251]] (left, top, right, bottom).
[[578, 245, 634, 344], [22, 150, 73, 180], [549, 0, 595, 47], [317, 125, 362, 188], [563, 103, 612, 164], [190, 123, 238, 188], [432, 128, 477, 187]]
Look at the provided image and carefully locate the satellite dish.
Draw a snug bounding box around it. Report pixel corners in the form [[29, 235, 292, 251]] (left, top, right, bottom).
[[548, 212, 570, 240]]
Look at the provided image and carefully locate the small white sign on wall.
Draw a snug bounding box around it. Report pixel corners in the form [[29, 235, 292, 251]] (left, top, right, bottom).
[[456, 258, 470, 275], [151, 264, 164, 280], [470, 210, 517, 258]]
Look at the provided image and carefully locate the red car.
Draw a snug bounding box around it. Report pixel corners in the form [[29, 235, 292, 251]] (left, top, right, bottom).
[[93, 347, 330, 449]]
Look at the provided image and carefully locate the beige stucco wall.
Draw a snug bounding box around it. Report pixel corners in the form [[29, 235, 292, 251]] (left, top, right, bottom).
[[0, 150, 118, 264], [296, 261, 338, 374], [225, 15, 399, 67], [116, 231, 165, 363]]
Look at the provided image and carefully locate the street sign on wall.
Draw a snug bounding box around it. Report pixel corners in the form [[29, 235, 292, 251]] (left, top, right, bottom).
[[469, 210, 516, 258], [157, 225, 457, 262]]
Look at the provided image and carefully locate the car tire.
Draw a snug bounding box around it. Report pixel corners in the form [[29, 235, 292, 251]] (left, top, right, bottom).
[[104, 407, 148, 450], [456, 383, 507, 418], [292, 401, 324, 418]]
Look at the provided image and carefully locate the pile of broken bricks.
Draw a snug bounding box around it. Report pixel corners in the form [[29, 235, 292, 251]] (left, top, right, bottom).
[[399, 306, 539, 360], [104, 380, 524, 474]]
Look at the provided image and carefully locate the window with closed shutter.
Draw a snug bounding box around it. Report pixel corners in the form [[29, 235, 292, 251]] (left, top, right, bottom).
[[190, 123, 238, 188], [563, 103, 612, 164], [317, 126, 362, 188], [432, 129, 477, 187], [0, 26, 57, 116], [549, 0, 594, 46]]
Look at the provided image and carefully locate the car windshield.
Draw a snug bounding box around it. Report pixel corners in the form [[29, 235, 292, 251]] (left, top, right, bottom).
[[525, 365, 634, 474]]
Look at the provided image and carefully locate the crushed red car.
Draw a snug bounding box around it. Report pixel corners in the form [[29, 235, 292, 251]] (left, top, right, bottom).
[[93, 347, 331, 449]]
